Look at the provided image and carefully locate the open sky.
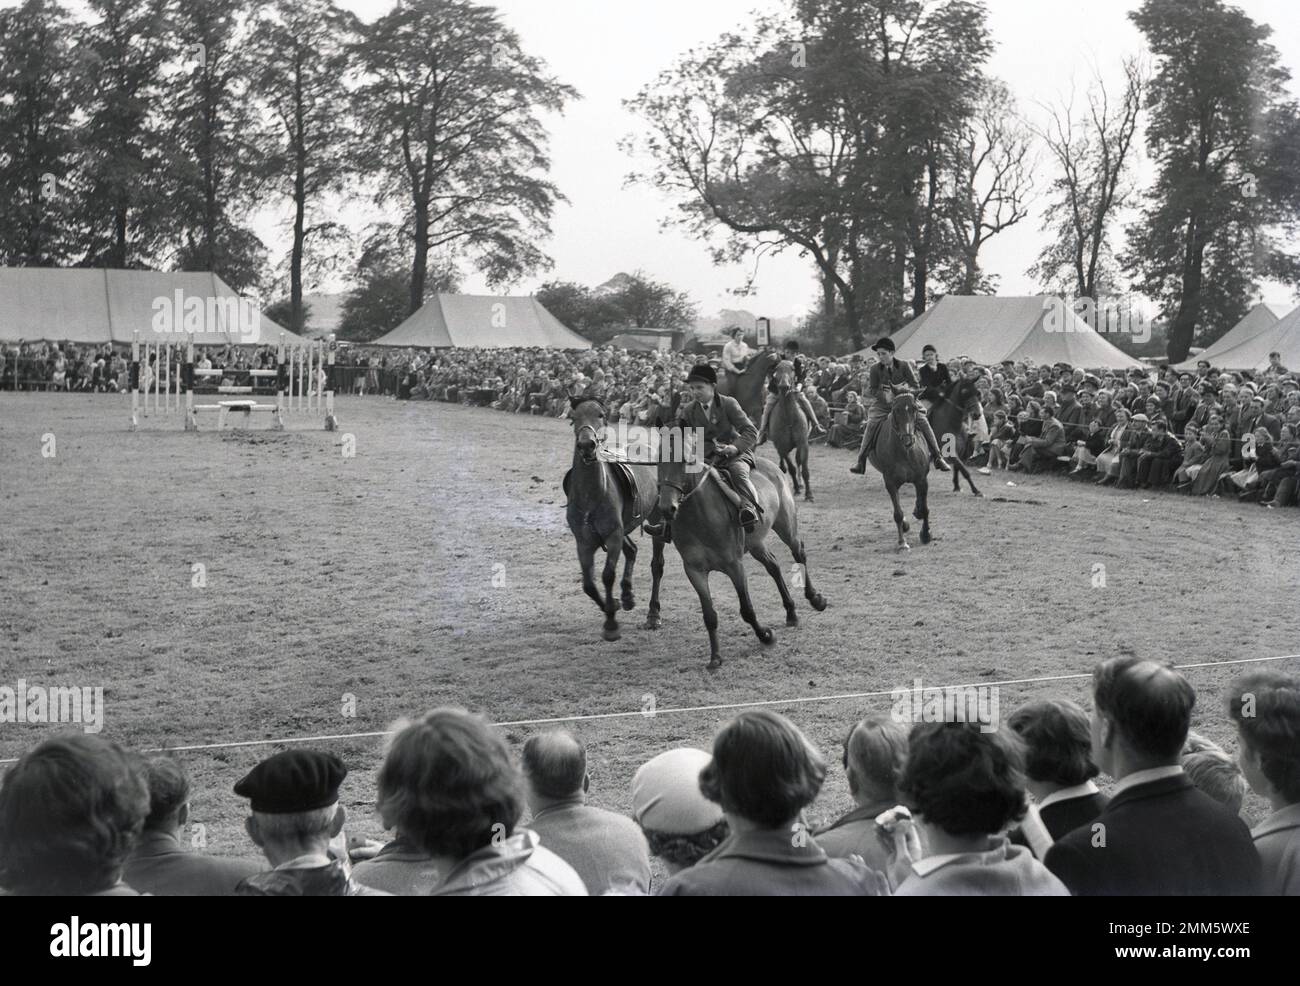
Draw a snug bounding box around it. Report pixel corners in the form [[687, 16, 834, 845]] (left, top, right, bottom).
[[330, 0, 1300, 321]]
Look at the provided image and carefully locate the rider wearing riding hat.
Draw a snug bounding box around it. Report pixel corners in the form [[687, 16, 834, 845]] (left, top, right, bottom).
[[642, 363, 762, 538], [850, 337, 951, 474], [757, 339, 827, 443]]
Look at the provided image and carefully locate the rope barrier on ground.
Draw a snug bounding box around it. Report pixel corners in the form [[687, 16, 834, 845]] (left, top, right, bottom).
[[3, 652, 1297, 764]]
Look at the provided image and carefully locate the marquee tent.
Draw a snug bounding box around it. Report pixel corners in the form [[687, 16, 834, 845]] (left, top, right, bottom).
[[0, 267, 301, 346], [1172, 302, 1295, 371], [854, 296, 1143, 368], [372, 294, 591, 349]]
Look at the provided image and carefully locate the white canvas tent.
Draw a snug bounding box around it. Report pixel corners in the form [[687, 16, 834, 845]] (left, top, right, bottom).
[[372, 294, 591, 349], [1172, 302, 1295, 371]]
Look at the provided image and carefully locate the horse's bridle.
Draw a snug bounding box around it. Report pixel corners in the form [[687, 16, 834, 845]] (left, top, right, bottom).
[[574, 423, 602, 465], [889, 394, 918, 448]]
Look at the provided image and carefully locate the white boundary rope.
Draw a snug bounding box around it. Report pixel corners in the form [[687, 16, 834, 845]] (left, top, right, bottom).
[[4, 653, 1297, 764]]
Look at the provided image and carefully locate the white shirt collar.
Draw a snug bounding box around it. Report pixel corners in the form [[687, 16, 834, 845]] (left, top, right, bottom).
[[1037, 780, 1101, 810], [274, 852, 333, 871], [1111, 764, 1184, 797], [910, 836, 1010, 877]]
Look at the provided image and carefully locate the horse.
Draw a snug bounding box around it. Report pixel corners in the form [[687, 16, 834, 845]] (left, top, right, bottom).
[[769, 359, 812, 501], [716, 350, 779, 424], [867, 393, 932, 550], [656, 430, 826, 670], [565, 398, 666, 641], [924, 376, 986, 497]]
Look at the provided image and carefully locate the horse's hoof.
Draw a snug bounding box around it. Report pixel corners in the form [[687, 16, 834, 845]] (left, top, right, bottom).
[[921, 530, 932, 545], [897, 542, 910, 552], [707, 655, 723, 671], [603, 627, 621, 642], [810, 594, 828, 612], [972, 490, 984, 498], [643, 615, 661, 630], [621, 596, 635, 611], [786, 614, 799, 627], [757, 627, 775, 644], [804, 493, 814, 502]]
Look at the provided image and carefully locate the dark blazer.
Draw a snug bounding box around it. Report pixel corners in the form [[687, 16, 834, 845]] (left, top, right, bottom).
[[918, 363, 952, 403], [658, 828, 889, 897], [1011, 791, 1110, 848], [123, 831, 263, 897], [867, 360, 921, 408], [1056, 399, 1087, 441], [679, 394, 758, 462], [1044, 774, 1262, 896]]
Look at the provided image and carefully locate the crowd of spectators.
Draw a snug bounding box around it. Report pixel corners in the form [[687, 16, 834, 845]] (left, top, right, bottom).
[[0, 660, 1296, 896]]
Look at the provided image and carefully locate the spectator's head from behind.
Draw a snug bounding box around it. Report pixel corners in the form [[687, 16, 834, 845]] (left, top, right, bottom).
[[235, 749, 348, 867], [376, 708, 523, 862], [521, 730, 588, 814], [1091, 657, 1195, 779], [841, 716, 908, 806], [142, 755, 191, 834], [1227, 672, 1300, 809], [698, 711, 826, 830], [631, 749, 727, 875], [898, 723, 1027, 847], [1181, 738, 1249, 815], [0, 735, 148, 895], [1007, 699, 1100, 800]]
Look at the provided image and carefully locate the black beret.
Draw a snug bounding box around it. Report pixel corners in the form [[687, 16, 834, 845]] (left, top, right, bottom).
[[234, 750, 347, 814]]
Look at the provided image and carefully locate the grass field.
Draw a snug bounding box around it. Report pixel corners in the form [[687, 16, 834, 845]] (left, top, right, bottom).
[[2, 392, 1298, 869]]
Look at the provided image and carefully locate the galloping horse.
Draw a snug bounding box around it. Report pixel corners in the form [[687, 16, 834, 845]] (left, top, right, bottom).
[[867, 393, 932, 550], [769, 359, 813, 501], [925, 376, 986, 497], [565, 398, 665, 641], [656, 430, 826, 670], [716, 350, 779, 424]]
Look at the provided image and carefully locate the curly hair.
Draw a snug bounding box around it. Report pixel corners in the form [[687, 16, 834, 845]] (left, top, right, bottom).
[[1228, 672, 1300, 803], [899, 723, 1028, 837], [698, 711, 825, 827], [644, 820, 730, 869], [1007, 700, 1100, 788], [0, 735, 149, 895], [377, 708, 524, 861]]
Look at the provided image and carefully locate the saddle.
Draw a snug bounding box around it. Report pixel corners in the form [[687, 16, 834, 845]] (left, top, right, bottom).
[[562, 453, 654, 529]]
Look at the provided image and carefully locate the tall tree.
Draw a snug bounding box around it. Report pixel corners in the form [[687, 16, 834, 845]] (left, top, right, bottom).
[[1029, 59, 1143, 301], [352, 0, 577, 315], [337, 224, 458, 341], [248, 0, 361, 331], [162, 0, 266, 288], [1125, 0, 1300, 360], [73, 0, 170, 268], [0, 0, 81, 266]]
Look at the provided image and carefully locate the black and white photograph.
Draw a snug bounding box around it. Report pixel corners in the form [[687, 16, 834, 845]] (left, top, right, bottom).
[[0, 0, 1298, 951]]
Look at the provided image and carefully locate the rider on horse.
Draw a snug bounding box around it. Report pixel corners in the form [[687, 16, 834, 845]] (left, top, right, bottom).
[[756, 339, 827, 443], [643, 363, 763, 539], [850, 337, 951, 474], [720, 326, 753, 382]]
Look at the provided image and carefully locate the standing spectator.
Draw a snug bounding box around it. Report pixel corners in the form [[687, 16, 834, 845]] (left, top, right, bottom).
[[659, 711, 889, 896], [521, 731, 651, 895], [1227, 672, 1300, 895], [124, 755, 262, 896], [0, 735, 149, 896], [1181, 734, 1249, 815], [234, 749, 388, 896], [889, 723, 1069, 896], [631, 749, 728, 880], [353, 709, 584, 896], [1045, 657, 1262, 896], [1006, 700, 1109, 857], [815, 716, 908, 881]]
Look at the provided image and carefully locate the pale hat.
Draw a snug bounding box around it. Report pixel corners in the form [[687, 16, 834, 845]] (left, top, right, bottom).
[[631, 748, 722, 836]]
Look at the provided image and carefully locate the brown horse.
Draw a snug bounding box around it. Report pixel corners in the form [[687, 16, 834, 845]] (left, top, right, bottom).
[[867, 393, 932, 550], [925, 376, 985, 497], [657, 432, 826, 670], [717, 350, 779, 424], [565, 398, 665, 641], [769, 359, 812, 501]]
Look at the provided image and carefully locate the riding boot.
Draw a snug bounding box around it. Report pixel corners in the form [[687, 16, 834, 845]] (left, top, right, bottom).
[[851, 432, 870, 474], [917, 414, 952, 471], [756, 403, 773, 445], [734, 477, 763, 533], [797, 394, 826, 436], [641, 506, 672, 543]]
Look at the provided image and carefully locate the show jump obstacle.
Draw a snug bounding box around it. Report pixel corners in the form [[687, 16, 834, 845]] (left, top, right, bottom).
[[128, 331, 338, 432]]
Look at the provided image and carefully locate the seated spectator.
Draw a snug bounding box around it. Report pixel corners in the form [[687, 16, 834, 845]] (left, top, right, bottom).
[[1114, 413, 1152, 489], [1094, 407, 1131, 484], [520, 730, 651, 894], [1068, 416, 1108, 475], [0, 734, 149, 896], [815, 716, 908, 881], [631, 749, 728, 879], [659, 711, 888, 896], [1011, 403, 1067, 473], [1228, 672, 1300, 895], [1173, 423, 1207, 487], [353, 708, 584, 896], [987, 409, 1017, 470], [1134, 419, 1183, 489], [1191, 417, 1235, 495], [826, 391, 866, 448], [1181, 733, 1249, 815], [123, 755, 261, 896], [234, 749, 388, 896], [889, 723, 1068, 895], [1045, 657, 1261, 896], [1007, 700, 1109, 856]]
